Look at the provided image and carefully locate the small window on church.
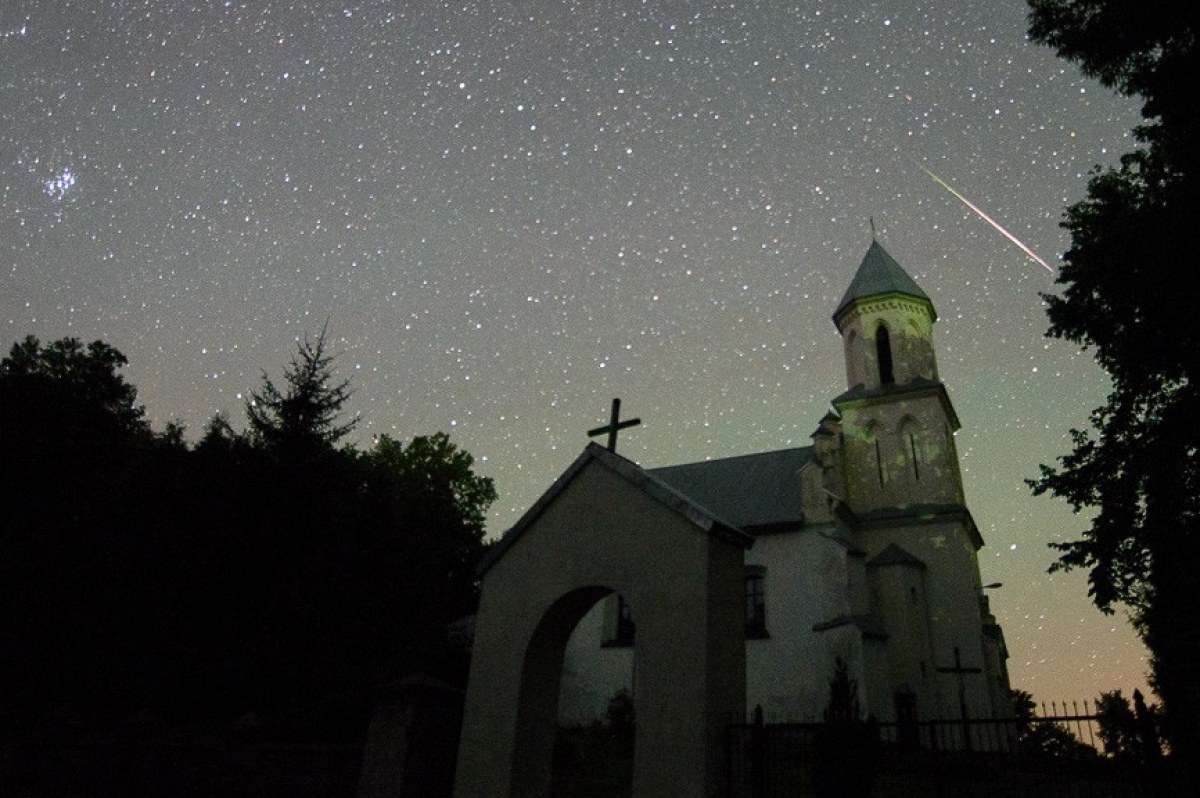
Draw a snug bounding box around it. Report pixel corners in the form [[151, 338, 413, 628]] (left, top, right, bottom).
[[601, 594, 636, 648], [745, 567, 768, 639], [876, 324, 895, 385], [615, 595, 635, 646], [900, 418, 921, 482], [909, 433, 920, 480]]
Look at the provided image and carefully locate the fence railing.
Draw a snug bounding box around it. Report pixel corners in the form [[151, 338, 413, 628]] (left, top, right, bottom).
[[728, 702, 1170, 798]]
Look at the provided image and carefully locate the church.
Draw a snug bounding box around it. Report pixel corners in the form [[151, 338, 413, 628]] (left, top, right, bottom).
[[551, 238, 1012, 725]]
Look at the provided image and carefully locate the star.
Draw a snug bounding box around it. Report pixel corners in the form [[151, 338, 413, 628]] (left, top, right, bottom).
[[0, 0, 1151, 705]]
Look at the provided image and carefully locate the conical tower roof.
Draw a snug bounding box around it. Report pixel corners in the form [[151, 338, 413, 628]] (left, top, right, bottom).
[[832, 240, 934, 325]]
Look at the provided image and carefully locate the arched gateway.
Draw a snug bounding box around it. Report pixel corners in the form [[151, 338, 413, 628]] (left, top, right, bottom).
[[453, 443, 752, 798]]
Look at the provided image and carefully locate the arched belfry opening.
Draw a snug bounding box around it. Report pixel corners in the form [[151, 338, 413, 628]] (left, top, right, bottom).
[[876, 323, 895, 385], [454, 444, 751, 798]]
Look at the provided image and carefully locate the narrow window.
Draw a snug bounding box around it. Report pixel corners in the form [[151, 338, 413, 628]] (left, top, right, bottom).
[[616, 595, 636, 646], [875, 438, 885, 486], [745, 567, 768, 638], [876, 325, 895, 385], [602, 594, 636, 647], [909, 433, 920, 481]]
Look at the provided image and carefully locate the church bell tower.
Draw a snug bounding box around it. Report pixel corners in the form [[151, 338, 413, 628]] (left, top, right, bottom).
[[829, 239, 965, 513], [823, 238, 1007, 725]]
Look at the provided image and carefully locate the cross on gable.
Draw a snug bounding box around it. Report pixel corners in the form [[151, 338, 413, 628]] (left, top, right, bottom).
[[588, 398, 641, 453]]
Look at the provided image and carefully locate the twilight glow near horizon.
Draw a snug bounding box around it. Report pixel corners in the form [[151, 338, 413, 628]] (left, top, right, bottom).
[[1, 1, 1149, 704]]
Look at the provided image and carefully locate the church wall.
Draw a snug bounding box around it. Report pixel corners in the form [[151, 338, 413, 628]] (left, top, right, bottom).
[[837, 394, 964, 514], [857, 519, 996, 720], [979, 595, 1014, 719], [556, 504, 1002, 725], [869, 562, 937, 719], [861, 636, 894, 720], [560, 524, 863, 725], [745, 526, 852, 721]]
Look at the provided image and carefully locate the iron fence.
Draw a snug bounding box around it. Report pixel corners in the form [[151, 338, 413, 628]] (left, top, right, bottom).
[[728, 702, 1170, 798]]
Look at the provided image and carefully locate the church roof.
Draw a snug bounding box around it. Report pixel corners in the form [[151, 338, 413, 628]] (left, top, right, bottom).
[[832, 240, 934, 325], [480, 443, 752, 575], [650, 446, 813, 533]]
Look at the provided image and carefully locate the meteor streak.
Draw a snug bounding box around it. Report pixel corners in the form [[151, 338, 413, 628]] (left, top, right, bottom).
[[912, 160, 1054, 274]]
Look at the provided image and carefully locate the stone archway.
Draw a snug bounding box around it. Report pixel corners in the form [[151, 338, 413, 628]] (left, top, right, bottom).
[[513, 586, 625, 795], [453, 445, 751, 798]]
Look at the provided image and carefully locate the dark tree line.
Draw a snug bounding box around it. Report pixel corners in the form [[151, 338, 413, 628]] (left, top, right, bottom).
[[0, 333, 494, 741], [1026, 0, 1200, 769]]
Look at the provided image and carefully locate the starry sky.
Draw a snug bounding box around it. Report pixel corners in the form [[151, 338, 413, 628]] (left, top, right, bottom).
[[2, 1, 1149, 706]]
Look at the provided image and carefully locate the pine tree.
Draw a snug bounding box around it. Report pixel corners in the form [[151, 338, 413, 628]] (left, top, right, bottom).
[[246, 326, 356, 457]]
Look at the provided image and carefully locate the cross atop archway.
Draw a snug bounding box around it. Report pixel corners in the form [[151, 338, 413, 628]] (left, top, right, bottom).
[[588, 398, 641, 453]]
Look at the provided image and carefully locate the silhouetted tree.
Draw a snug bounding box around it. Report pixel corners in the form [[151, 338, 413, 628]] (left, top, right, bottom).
[[814, 658, 878, 797], [0, 331, 497, 742], [1027, 0, 1200, 764], [246, 326, 356, 458], [1095, 690, 1141, 760], [0, 336, 167, 729], [1, 335, 148, 435], [1010, 689, 1093, 760], [360, 433, 496, 682]]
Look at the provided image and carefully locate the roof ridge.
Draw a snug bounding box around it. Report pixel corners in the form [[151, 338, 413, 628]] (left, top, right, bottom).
[[832, 239, 934, 325]]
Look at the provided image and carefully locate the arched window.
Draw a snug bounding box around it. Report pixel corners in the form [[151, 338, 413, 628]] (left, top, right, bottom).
[[865, 421, 885, 487], [900, 417, 921, 481], [876, 324, 895, 385], [846, 330, 860, 386]]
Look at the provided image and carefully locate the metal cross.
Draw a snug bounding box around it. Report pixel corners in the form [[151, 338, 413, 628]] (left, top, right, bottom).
[[588, 398, 641, 453], [937, 646, 982, 750]]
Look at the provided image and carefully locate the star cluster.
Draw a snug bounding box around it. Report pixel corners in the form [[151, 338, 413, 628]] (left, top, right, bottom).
[[1, 1, 1147, 703]]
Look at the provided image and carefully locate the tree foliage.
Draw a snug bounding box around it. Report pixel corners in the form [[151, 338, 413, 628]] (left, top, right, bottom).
[[1026, 0, 1200, 761], [246, 327, 357, 457], [0, 332, 495, 741], [814, 658, 878, 797], [1, 334, 148, 438], [1009, 690, 1094, 759], [1095, 690, 1141, 759]]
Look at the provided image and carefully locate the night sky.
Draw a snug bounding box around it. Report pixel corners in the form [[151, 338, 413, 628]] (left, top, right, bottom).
[[2, 1, 1149, 705]]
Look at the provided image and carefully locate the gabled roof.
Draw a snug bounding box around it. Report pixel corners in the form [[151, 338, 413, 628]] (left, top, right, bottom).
[[650, 446, 813, 533], [832, 240, 934, 325], [480, 443, 752, 575], [868, 543, 926, 569]]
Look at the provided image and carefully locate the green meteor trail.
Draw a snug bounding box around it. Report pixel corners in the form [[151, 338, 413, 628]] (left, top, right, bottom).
[[912, 160, 1055, 274]]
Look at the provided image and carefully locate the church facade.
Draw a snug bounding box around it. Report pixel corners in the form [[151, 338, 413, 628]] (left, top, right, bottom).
[[556, 240, 1011, 725]]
